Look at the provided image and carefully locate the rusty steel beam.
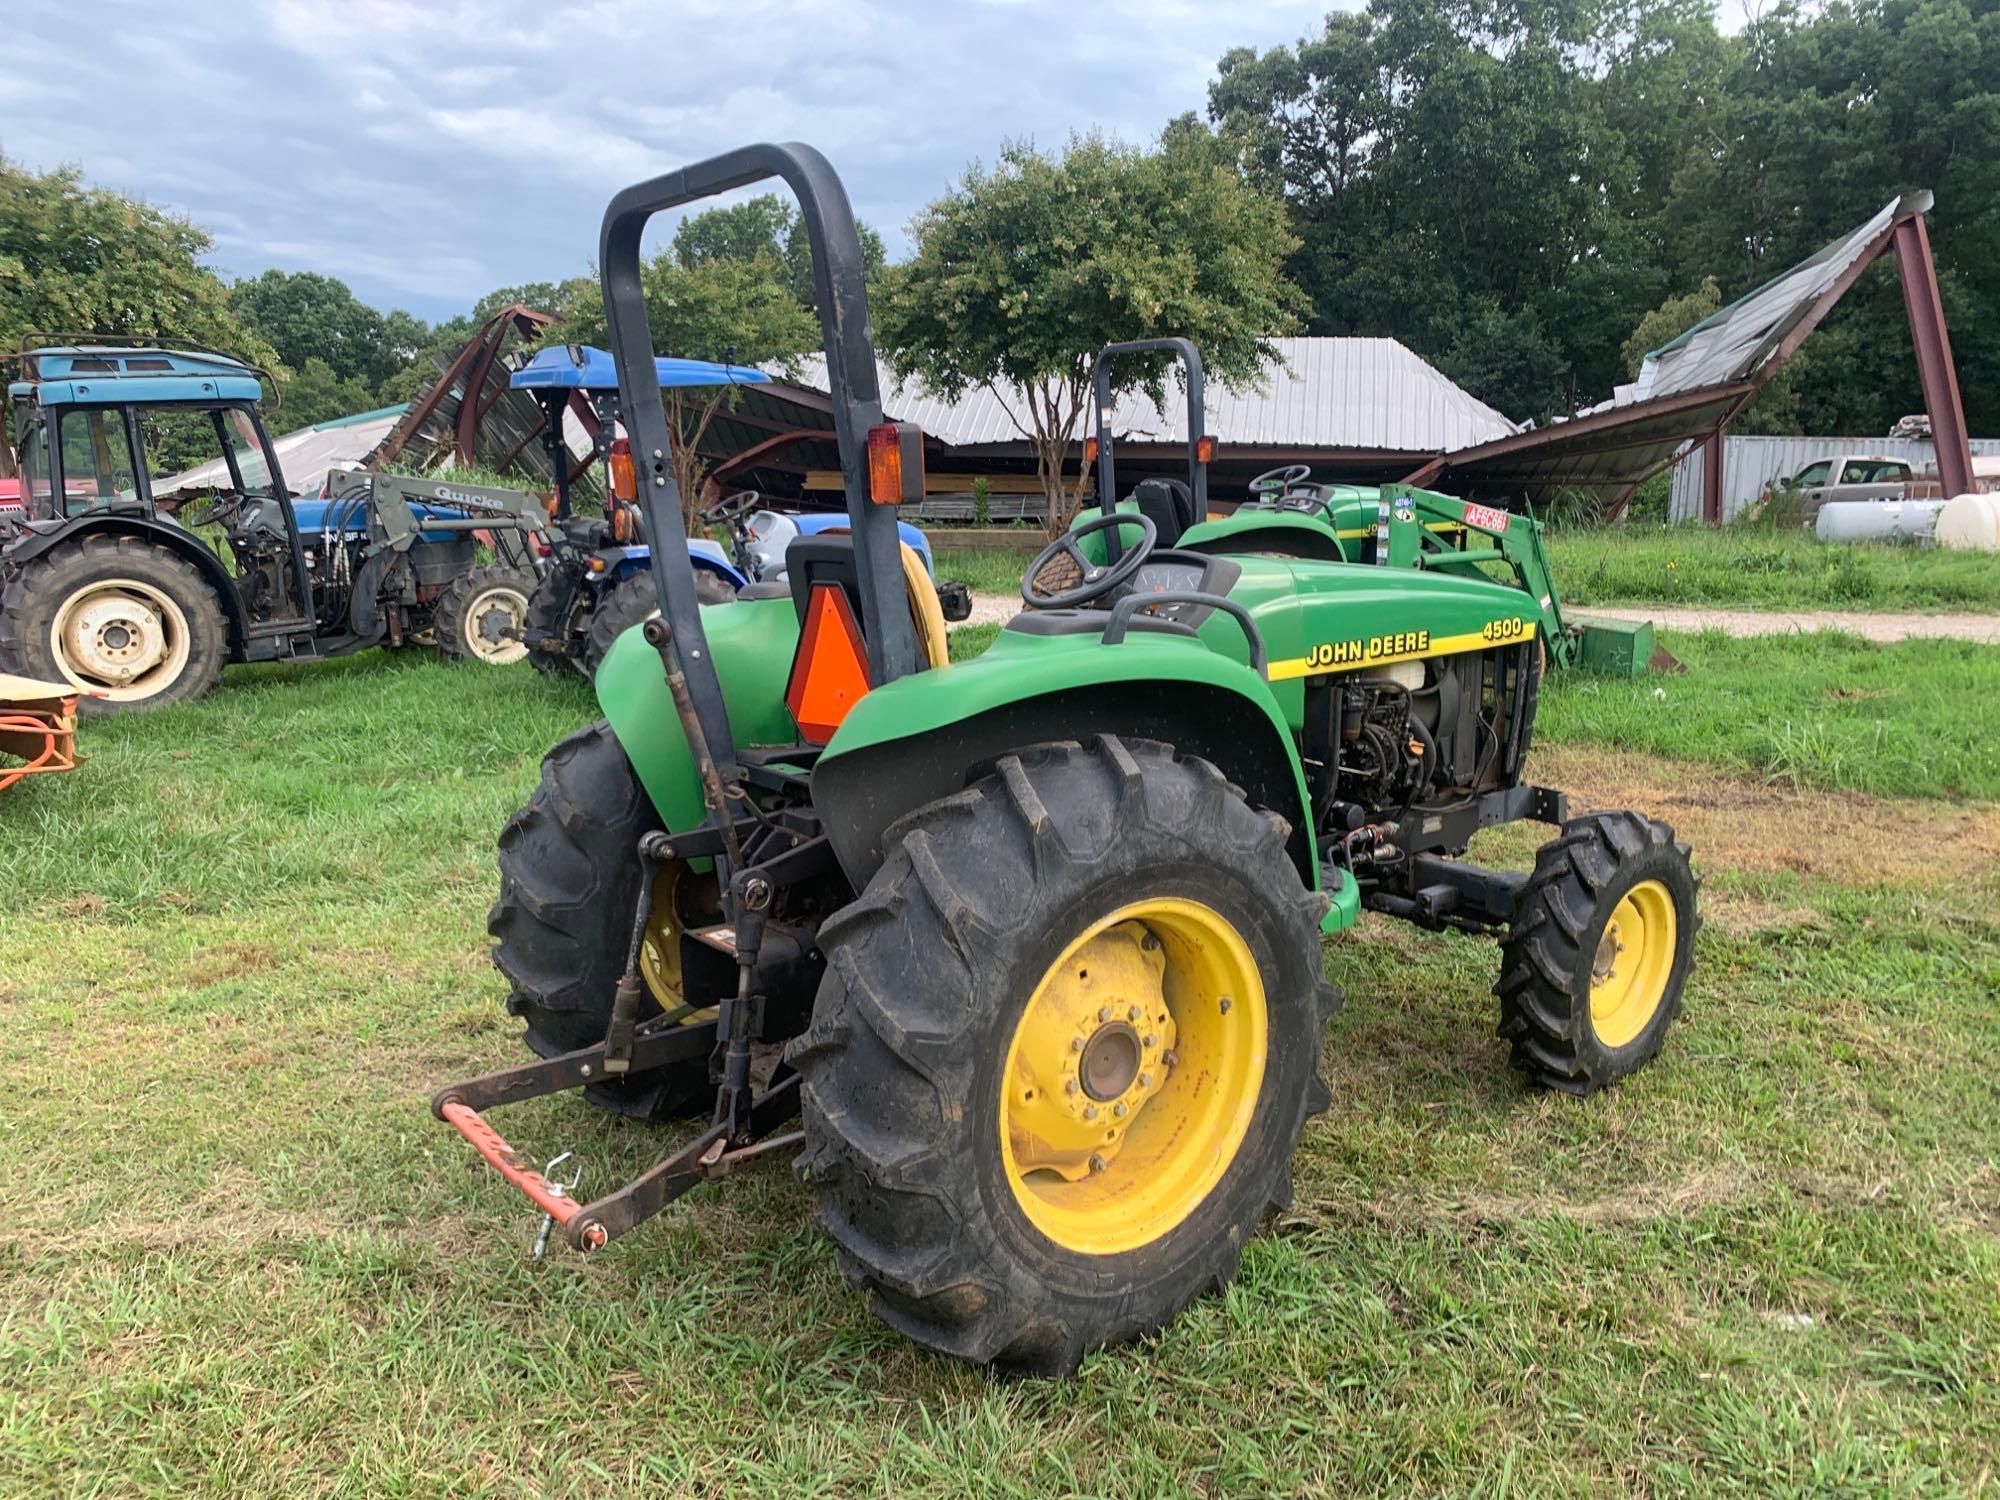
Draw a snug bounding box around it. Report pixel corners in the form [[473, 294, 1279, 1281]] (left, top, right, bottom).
[[453, 305, 553, 465], [1892, 214, 1975, 500], [709, 426, 830, 484], [1701, 427, 1725, 524], [362, 304, 557, 471]]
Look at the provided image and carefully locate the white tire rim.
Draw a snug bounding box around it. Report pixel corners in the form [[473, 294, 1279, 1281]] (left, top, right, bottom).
[[49, 577, 194, 701], [461, 585, 529, 664]]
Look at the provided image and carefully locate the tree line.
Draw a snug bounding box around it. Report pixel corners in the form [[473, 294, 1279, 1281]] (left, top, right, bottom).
[[4, 0, 1993, 496]]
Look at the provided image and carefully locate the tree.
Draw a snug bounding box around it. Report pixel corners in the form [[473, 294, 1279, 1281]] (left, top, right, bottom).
[[877, 129, 1304, 535], [275, 356, 377, 431], [228, 269, 393, 388], [670, 192, 887, 311], [1208, 0, 1653, 420], [561, 254, 817, 528], [0, 154, 268, 462]]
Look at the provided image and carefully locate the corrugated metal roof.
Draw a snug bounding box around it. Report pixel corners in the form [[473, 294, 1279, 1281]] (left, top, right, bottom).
[[1638, 195, 1921, 402], [778, 337, 1518, 454], [153, 405, 408, 497]]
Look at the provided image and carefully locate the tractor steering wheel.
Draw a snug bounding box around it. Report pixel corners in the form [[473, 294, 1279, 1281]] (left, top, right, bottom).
[[700, 489, 760, 525], [1021, 511, 1157, 610], [1248, 465, 1313, 501]]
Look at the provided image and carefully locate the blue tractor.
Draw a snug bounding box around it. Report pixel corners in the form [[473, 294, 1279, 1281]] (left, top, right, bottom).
[[508, 344, 961, 677], [0, 339, 554, 710]]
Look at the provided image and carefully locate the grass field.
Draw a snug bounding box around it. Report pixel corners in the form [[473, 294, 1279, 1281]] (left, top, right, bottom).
[[4, 637, 1998, 1495], [936, 526, 2000, 613]]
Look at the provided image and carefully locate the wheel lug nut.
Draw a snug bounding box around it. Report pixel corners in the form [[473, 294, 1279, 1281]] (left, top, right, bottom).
[[1098, 1007, 1111, 1023], [1142, 1033, 1158, 1048], [1138, 1072, 1153, 1088], [1071, 1038, 1085, 1052], [1083, 1105, 1098, 1121], [1089, 1154, 1107, 1173], [1163, 1049, 1179, 1067], [1065, 1078, 1079, 1095], [1127, 1005, 1141, 1021], [1112, 1101, 1128, 1118]]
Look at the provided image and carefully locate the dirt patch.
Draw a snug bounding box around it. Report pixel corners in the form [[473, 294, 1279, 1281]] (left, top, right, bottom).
[[1523, 743, 2000, 888]]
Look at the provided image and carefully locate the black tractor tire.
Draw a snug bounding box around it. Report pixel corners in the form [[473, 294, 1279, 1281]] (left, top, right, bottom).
[[1496, 810, 1699, 1095], [488, 720, 711, 1118], [788, 736, 1341, 1375], [522, 564, 591, 679], [581, 570, 734, 674], [0, 534, 225, 713], [435, 565, 536, 666]]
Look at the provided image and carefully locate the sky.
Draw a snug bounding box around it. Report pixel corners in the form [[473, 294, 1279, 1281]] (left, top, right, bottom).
[[1, 0, 1332, 325]]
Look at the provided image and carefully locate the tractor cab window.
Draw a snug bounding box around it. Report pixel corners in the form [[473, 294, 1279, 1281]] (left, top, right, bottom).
[[219, 407, 277, 499], [15, 413, 53, 516], [56, 408, 143, 516]]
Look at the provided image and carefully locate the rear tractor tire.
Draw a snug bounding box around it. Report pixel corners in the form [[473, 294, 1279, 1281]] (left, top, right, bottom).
[[789, 737, 1341, 1374], [489, 720, 714, 1118], [0, 534, 225, 712], [436, 565, 536, 665], [582, 569, 736, 676], [1497, 810, 1698, 1094]]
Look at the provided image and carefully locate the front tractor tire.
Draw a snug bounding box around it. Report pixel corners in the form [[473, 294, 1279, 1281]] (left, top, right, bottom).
[[435, 565, 536, 665], [1497, 811, 1699, 1095], [488, 721, 712, 1118], [0, 534, 225, 712], [521, 564, 591, 679], [789, 737, 1341, 1375]]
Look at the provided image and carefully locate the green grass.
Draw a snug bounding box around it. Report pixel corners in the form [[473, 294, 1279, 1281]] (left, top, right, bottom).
[[1546, 525, 2000, 612], [1538, 631, 2000, 800], [933, 544, 1039, 596], [3, 646, 1998, 1494]]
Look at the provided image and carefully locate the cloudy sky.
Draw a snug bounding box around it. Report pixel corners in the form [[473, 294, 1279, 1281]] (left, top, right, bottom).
[[2, 0, 1331, 323]]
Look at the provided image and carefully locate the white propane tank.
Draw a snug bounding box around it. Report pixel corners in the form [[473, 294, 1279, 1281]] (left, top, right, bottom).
[[1934, 493, 2000, 551], [1815, 497, 1945, 545]]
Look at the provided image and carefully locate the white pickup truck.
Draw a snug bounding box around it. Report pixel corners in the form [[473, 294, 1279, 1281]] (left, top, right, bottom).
[[1763, 454, 1914, 523]]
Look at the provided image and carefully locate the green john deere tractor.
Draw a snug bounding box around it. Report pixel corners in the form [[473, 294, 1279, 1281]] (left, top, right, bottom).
[[433, 142, 1699, 1376]]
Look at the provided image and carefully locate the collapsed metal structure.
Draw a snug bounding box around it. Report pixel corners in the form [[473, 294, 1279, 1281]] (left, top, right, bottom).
[[1410, 192, 1975, 519]]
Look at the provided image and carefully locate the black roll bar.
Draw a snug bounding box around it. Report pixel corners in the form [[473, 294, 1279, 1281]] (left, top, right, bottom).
[[1091, 338, 1209, 562], [598, 143, 919, 770]]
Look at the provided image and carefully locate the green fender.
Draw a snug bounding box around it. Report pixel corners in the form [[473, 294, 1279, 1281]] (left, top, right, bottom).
[[813, 625, 1323, 894], [594, 594, 802, 834], [596, 598, 1357, 933], [1179, 509, 1350, 561]]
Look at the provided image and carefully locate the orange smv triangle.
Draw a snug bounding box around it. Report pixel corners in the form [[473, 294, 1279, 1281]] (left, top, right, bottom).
[[785, 583, 873, 744]]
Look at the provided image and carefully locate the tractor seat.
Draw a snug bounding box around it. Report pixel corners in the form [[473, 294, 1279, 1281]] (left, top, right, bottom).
[[1131, 477, 1196, 547], [784, 533, 949, 670]]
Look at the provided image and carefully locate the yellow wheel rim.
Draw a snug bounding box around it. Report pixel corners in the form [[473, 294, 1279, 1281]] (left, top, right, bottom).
[[999, 898, 1267, 1256], [1588, 879, 1677, 1048], [637, 866, 718, 1024], [637, 866, 685, 1007]]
